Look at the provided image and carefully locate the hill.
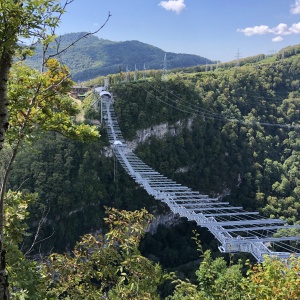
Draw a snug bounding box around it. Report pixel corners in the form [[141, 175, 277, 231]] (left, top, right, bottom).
[[25, 32, 214, 82]]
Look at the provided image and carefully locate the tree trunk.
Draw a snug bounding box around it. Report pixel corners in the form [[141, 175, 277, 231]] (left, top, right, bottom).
[[0, 49, 13, 300], [0, 242, 9, 300], [0, 49, 12, 150], [0, 146, 20, 299]]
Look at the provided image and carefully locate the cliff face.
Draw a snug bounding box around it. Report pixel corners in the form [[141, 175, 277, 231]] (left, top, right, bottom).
[[146, 212, 181, 234], [127, 123, 174, 150], [127, 118, 193, 150]]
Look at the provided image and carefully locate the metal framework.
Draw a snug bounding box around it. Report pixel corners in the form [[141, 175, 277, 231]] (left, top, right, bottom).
[[100, 95, 300, 262]]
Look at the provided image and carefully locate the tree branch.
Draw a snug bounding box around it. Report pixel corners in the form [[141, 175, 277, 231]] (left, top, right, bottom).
[[24, 206, 53, 257], [48, 11, 112, 60]]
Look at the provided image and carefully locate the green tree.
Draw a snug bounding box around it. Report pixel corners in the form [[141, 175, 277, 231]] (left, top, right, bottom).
[[0, 0, 67, 150], [168, 250, 300, 300], [2, 59, 99, 222], [5, 195, 164, 299], [0, 2, 70, 297], [4, 190, 48, 299], [242, 256, 300, 300], [0, 59, 99, 298], [44, 207, 163, 299]]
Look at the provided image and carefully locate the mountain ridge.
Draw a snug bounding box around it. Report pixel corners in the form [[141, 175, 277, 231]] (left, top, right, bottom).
[[25, 32, 214, 82]]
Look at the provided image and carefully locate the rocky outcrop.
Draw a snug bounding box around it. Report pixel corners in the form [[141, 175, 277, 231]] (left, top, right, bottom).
[[146, 212, 181, 234], [127, 118, 193, 150]]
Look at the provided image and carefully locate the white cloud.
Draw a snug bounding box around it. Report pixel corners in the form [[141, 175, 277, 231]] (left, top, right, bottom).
[[238, 22, 300, 38], [289, 22, 300, 33], [238, 1, 300, 41], [237, 25, 272, 36], [291, 0, 300, 14], [272, 36, 283, 42], [272, 23, 290, 35], [159, 0, 186, 14]]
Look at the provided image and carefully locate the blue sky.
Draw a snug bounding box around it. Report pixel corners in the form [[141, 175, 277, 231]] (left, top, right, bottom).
[[57, 0, 300, 62]]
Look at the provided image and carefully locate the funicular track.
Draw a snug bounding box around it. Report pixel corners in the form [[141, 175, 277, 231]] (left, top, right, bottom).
[[100, 94, 300, 262]]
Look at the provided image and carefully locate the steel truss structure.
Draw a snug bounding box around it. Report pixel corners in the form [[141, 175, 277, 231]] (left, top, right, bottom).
[[101, 95, 300, 262]]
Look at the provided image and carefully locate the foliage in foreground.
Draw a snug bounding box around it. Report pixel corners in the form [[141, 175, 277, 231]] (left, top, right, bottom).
[[7, 202, 163, 299], [168, 249, 300, 300], [5, 191, 47, 299], [6, 198, 300, 299], [43, 207, 163, 299]]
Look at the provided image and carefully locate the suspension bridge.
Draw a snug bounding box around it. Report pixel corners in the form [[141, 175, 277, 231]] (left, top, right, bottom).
[[98, 90, 300, 262]]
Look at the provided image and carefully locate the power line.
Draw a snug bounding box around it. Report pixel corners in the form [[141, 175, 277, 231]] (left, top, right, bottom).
[[139, 79, 300, 130]]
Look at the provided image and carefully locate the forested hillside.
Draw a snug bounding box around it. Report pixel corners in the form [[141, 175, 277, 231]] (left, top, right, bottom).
[[107, 52, 300, 224], [9, 45, 300, 297], [24, 32, 213, 82]]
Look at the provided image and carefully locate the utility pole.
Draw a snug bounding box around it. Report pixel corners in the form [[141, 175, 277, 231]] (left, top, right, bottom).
[[235, 48, 241, 67], [143, 63, 146, 79], [125, 65, 129, 82], [162, 53, 168, 80], [134, 64, 138, 81]]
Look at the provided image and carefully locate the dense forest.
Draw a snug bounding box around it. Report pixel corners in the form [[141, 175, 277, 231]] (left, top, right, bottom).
[[6, 44, 300, 297], [100, 50, 300, 224]]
